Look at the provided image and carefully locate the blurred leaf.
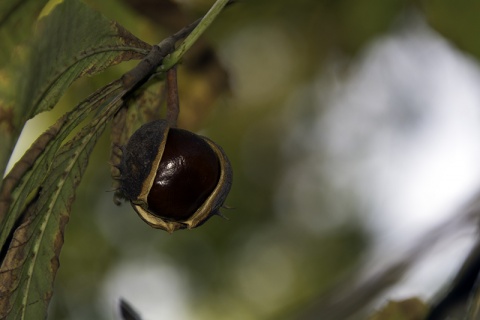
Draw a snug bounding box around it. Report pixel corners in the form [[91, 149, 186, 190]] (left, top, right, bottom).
[[421, 0, 480, 60], [369, 298, 428, 320], [119, 299, 143, 320], [325, 0, 406, 53], [0, 0, 49, 66], [0, 0, 151, 176], [468, 291, 480, 320], [426, 239, 480, 319], [0, 82, 124, 319], [0, 0, 49, 176]]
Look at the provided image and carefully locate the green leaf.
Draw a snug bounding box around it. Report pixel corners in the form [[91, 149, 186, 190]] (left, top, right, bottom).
[[0, 84, 124, 319], [0, 0, 229, 316], [0, 0, 151, 177], [0, 81, 125, 320], [0, 0, 49, 67], [0, 0, 50, 177], [23, 0, 151, 119], [0, 79, 124, 260]]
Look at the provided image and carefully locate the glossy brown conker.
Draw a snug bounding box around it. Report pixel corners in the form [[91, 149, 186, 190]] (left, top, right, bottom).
[[119, 119, 232, 233]]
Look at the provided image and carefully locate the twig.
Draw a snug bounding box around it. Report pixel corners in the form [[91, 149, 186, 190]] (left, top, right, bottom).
[[161, 0, 231, 70]]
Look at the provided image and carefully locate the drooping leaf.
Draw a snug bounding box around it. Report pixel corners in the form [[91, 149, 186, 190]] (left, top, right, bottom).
[[0, 18, 186, 317], [0, 87, 124, 319], [0, 0, 50, 176], [0, 2, 211, 316], [0, 0, 151, 177], [23, 0, 151, 118], [0, 81, 125, 319], [0, 80, 125, 270]]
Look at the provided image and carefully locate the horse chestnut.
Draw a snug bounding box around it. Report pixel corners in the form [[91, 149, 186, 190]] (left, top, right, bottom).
[[119, 120, 232, 233]]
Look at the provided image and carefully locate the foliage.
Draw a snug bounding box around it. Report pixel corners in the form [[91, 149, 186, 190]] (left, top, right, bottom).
[[1, 0, 480, 319], [0, 0, 228, 318]]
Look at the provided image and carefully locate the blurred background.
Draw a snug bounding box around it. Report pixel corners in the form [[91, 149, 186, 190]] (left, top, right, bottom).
[[9, 0, 480, 319]]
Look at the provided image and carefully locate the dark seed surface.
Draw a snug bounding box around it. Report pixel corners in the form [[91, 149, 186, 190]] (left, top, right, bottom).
[[147, 128, 220, 220]]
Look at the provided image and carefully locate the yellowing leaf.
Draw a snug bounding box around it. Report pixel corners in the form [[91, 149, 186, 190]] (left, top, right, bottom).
[[369, 298, 429, 320]]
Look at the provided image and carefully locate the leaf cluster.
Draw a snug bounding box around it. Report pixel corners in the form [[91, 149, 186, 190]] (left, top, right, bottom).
[[0, 0, 212, 317]]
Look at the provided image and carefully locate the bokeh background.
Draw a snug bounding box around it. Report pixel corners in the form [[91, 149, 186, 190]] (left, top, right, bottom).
[[8, 0, 480, 319]]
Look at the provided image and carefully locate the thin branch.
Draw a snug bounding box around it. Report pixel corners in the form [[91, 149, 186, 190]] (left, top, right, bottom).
[[161, 0, 232, 70], [121, 0, 234, 93]]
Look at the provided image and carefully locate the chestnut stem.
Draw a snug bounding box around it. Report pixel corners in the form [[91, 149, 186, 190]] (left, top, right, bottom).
[[161, 0, 232, 70], [166, 66, 180, 127]]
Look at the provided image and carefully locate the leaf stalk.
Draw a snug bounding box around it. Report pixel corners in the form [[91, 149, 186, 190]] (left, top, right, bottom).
[[161, 0, 230, 70]]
